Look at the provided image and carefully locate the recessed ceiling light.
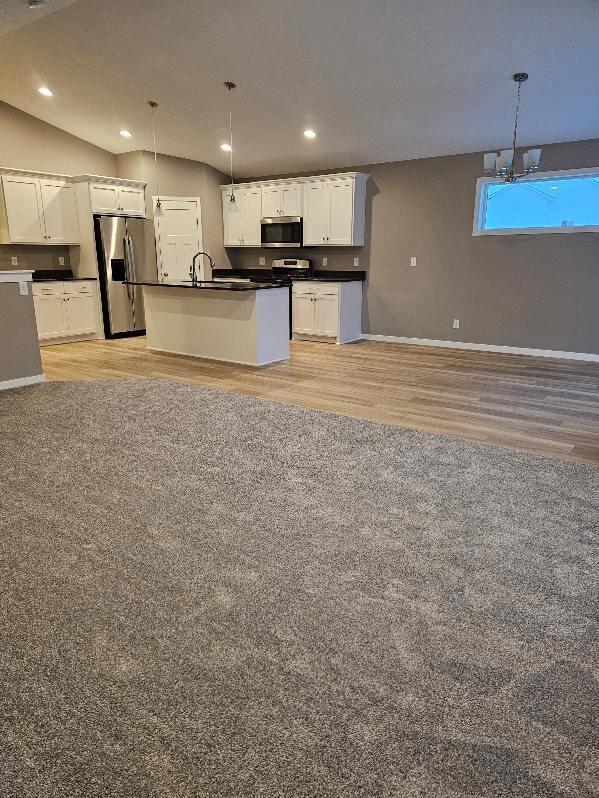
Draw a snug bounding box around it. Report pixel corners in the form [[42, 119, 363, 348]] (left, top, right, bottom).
[[303, 129, 317, 139], [120, 129, 132, 138], [220, 142, 232, 152], [38, 87, 53, 97]]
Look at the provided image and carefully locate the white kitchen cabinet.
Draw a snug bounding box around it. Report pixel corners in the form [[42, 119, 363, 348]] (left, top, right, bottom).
[[39, 180, 80, 244], [222, 172, 367, 248], [291, 280, 362, 344], [222, 187, 262, 246], [261, 183, 302, 218], [89, 182, 146, 217], [32, 281, 98, 342], [0, 173, 80, 245]]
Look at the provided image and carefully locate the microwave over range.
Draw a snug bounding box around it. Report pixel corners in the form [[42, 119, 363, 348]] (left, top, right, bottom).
[[261, 216, 303, 248]]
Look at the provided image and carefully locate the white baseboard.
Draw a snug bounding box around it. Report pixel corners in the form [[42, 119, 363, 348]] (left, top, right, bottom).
[[362, 334, 599, 363], [0, 374, 45, 392], [147, 346, 288, 368]]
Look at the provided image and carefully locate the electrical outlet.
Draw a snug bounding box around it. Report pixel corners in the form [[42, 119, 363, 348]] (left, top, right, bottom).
[[410, 256, 417, 268], [19, 281, 29, 296], [322, 257, 328, 267], [453, 319, 460, 329], [58, 256, 65, 266], [259, 257, 266, 266], [11, 256, 18, 266], [353, 257, 360, 268]]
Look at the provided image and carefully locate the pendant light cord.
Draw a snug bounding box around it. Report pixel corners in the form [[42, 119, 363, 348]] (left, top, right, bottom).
[[510, 79, 522, 179], [224, 81, 237, 202], [147, 100, 160, 204]]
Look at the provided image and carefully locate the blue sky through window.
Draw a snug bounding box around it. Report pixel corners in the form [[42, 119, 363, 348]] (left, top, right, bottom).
[[482, 175, 599, 231]]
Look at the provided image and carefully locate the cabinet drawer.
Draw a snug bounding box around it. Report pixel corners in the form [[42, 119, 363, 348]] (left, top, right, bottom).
[[63, 281, 94, 295], [312, 282, 340, 296], [32, 281, 64, 296], [291, 282, 316, 296]]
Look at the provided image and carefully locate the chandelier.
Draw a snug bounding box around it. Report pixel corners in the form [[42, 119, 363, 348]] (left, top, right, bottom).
[[483, 73, 541, 183]]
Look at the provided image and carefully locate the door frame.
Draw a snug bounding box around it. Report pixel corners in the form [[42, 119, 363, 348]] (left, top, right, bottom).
[[153, 196, 203, 281]]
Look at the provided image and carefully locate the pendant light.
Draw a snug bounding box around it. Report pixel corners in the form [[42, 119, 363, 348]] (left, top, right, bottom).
[[224, 81, 237, 205], [147, 100, 163, 217], [483, 73, 542, 183]]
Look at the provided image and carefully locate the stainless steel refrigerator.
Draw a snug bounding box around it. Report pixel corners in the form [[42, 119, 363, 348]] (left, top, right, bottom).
[[94, 215, 157, 338]]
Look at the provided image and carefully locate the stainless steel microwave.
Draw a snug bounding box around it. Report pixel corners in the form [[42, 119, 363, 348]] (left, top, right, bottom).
[[261, 216, 303, 247]]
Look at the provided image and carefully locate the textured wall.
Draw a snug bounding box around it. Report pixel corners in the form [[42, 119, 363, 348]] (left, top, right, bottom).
[[230, 139, 599, 353], [0, 282, 42, 383]]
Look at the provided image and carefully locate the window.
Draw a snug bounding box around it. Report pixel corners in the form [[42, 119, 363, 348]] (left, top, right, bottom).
[[473, 168, 599, 235]]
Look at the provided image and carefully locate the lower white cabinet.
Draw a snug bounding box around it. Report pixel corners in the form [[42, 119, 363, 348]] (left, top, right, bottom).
[[32, 281, 98, 342], [291, 281, 362, 344]]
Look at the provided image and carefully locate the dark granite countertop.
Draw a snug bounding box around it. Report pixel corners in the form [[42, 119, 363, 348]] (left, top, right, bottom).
[[212, 268, 365, 283], [33, 269, 97, 282], [123, 280, 288, 292]]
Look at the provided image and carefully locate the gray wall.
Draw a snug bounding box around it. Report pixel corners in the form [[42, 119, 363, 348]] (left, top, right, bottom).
[[231, 139, 599, 354], [0, 282, 43, 383]]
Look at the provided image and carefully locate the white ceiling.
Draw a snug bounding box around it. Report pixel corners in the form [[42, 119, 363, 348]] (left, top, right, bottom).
[[1, 0, 598, 177]]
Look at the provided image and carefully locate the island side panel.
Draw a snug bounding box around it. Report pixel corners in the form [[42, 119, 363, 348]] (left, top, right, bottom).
[[255, 287, 290, 365]]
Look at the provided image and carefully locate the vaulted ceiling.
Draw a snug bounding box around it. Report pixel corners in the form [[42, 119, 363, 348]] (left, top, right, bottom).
[[1, 0, 598, 177]]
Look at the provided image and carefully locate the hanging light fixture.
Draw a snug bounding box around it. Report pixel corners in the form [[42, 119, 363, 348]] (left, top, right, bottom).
[[147, 100, 163, 217], [483, 73, 542, 183], [224, 81, 237, 205]]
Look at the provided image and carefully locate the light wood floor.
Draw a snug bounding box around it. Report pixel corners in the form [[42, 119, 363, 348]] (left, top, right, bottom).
[[40, 337, 599, 466]]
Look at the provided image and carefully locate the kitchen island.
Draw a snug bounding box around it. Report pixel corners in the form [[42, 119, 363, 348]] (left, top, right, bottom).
[[124, 280, 289, 366]]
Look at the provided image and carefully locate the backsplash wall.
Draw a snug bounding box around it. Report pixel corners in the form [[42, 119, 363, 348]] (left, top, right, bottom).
[[0, 245, 71, 272]]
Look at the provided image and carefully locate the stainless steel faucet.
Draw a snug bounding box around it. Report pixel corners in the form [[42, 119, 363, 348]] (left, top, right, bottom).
[[190, 251, 215, 285]]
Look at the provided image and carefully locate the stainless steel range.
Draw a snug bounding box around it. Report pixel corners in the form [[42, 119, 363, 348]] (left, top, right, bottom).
[[271, 258, 313, 281]]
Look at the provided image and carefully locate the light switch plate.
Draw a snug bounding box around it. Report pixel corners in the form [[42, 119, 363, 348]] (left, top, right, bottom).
[[259, 257, 266, 266], [19, 281, 29, 296], [353, 257, 360, 268], [322, 257, 328, 266], [453, 319, 460, 329], [58, 256, 65, 266], [410, 256, 417, 268], [11, 256, 18, 266]]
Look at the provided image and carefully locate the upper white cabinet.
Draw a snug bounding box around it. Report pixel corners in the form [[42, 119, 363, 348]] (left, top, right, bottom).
[[222, 173, 367, 247], [262, 183, 303, 218], [222, 186, 262, 246], [0, 172, 80, 245], [88, 181, 146, 217], [303, 177, 365, 246]]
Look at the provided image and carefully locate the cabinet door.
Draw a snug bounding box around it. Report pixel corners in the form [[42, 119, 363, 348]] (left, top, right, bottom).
[[262, 186, 281, 218], [292, 293, 315, 334], [281, 184, 302, 217], [240, 188, 262, 245], [2, 176, 44, 243], [64, 294, 97, 335], [223, 190, 243, 245], [33, 295, 67, 339], [327, 181, 353, 245], [90, 183, 119, 214], [39, 181, 80, 244], [118, 186, 145, 217], [303, 184, 329, 245], [314, 294, 339, 337]]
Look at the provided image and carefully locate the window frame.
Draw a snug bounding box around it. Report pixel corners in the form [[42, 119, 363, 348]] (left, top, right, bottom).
[[473, 166, 599, 237]]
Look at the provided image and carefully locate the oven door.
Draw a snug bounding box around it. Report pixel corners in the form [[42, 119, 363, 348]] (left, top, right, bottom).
[[261, 216, 303, 247]]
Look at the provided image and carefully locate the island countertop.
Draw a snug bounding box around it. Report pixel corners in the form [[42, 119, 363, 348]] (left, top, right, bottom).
[[123, 279, 285, 292]]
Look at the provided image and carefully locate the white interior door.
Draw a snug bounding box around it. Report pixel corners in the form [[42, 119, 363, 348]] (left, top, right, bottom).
[[154, 198, 203, 281], [39, 181, 79, 244], [303, 184, 329, 245], [2, 175, 44, 243], [327, 181, 353, 245], [241, 188, 262, 245]]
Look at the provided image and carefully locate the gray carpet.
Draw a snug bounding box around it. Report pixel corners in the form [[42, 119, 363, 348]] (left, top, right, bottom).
[[0, 380, 597, 798]]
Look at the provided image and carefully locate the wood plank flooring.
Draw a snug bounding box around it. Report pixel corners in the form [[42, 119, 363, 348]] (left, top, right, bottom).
[[40, 337, 599, 466]]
